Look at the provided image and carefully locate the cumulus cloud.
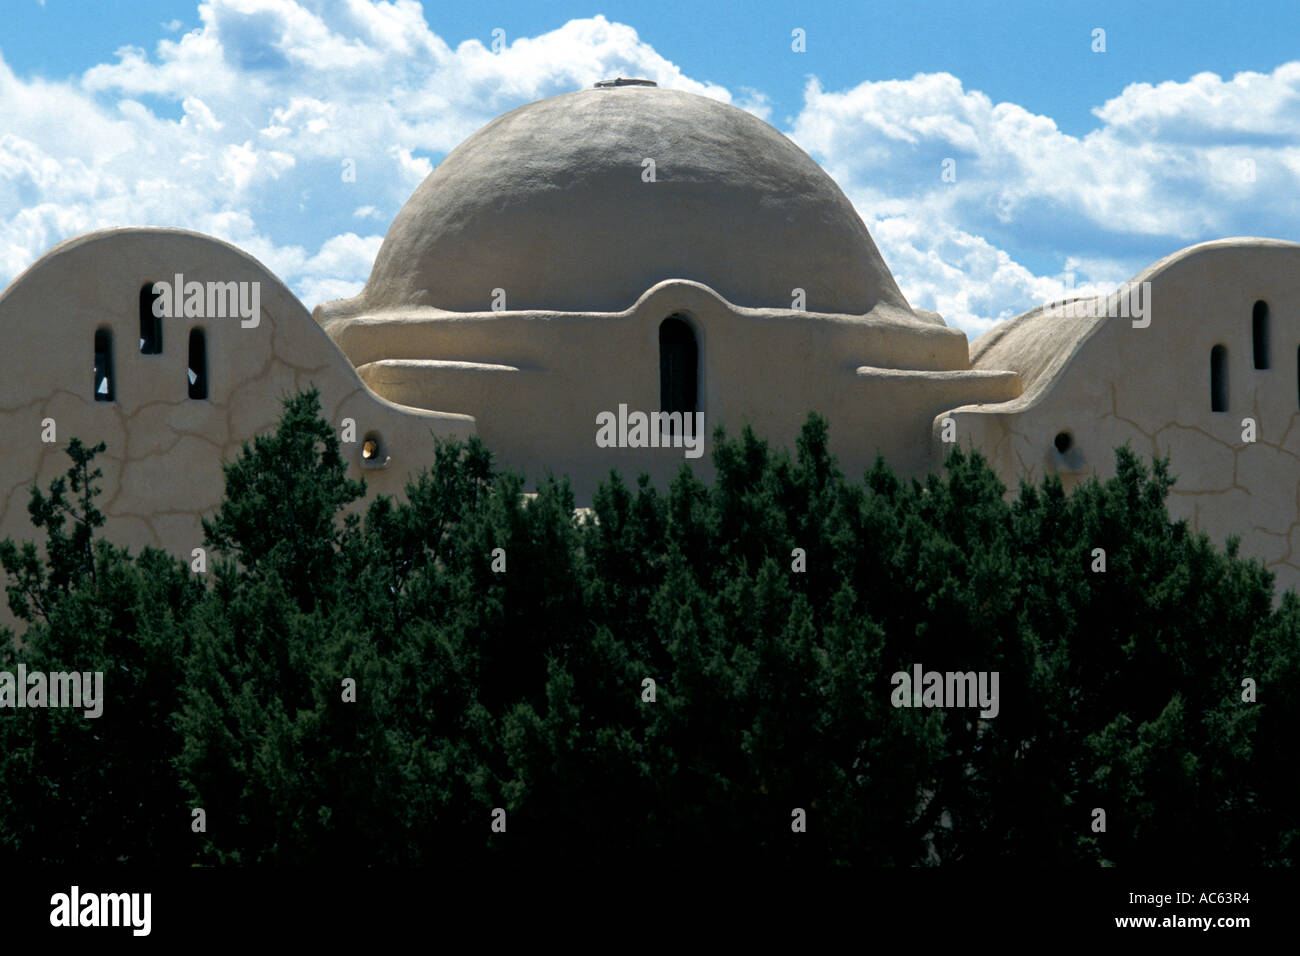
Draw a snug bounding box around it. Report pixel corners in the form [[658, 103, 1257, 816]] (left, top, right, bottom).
[[788, 67, 1300, 333], [0, 2, 1297, 340], [0, 4, 735, 309], [295, 232, 384, 306], [734, 87, 772, 122]]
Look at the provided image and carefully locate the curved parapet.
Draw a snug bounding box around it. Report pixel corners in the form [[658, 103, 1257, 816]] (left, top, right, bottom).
[[322, 277, 1001, 493], [936, 237, 1300, 596], [0, 228, 475, 620]]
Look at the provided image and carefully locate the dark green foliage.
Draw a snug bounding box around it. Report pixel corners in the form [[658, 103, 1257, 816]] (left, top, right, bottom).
[[0, 440, 202, 863], [200, 390, 366, 614], [1, 392, 1297, 866]]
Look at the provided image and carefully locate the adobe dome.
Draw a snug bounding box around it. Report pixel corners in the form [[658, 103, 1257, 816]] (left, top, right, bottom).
[[321, 85, 911, 318]]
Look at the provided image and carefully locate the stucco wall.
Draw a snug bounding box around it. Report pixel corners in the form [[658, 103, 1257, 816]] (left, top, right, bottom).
[[0, 228, 474, 630], [944, 238, 1300, 596], [8, 224, 1298, 620], [329, 280, 1020, 496]]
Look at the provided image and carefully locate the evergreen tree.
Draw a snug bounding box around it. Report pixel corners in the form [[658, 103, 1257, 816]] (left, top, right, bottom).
[[0, 439, 200, 863], [3, 395, 1297, 866]]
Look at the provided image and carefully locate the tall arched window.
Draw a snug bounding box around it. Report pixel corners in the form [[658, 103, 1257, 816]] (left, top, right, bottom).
[[139, 283, 163, 354], [1252, 300, 1270, 369], [659, 316, 698, 430], [1211, 344, 1228, 412], [94, 328, 114, 401], [188, 328, 208, 400]]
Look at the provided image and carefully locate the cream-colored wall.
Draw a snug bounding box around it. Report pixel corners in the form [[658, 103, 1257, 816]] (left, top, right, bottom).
[[943, 239, 1300, 595], [8, 226, 1297, 622], [0, 228, 474, 630], [329, 280, 1020, 495]]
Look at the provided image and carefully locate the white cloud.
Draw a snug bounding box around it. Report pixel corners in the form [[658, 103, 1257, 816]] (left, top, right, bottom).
[[1, 5, 741, 309], [734, 87, 772, 122], [1093, 64, 1300, 137], [304, 231, 382, 275], [1, 2, 1297, 340], [296, 232, 384, 306], [869, 214, 1066, 337], [788, 67, 1300, 332]]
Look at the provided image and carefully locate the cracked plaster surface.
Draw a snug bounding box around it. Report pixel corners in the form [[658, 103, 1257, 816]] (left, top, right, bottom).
[[9, 229, 1300, 627], [952, 240, 1300, 600], [0, 229, 474, 632]]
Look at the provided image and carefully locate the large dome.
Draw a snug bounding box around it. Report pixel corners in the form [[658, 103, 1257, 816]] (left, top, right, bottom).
[[326, 85, 910, 317]]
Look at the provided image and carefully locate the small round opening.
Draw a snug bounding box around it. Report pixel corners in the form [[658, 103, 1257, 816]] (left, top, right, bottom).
[[360, 432, 388, 468], [1054, 431, 1072, 454]]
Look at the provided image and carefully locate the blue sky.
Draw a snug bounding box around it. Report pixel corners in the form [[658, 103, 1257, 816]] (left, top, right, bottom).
[[3, 0, 1298, 335]]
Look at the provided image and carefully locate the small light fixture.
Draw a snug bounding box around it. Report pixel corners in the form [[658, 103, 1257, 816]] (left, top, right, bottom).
[[360, 432, 390, 469]]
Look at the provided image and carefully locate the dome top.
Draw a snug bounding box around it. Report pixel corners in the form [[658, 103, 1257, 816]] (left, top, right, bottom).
[[593, 77, 657, 87], [325, 86, 910, 317]]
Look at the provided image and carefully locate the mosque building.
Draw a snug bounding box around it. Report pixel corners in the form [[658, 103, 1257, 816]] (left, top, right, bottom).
[[2, 79, 1298, 607]]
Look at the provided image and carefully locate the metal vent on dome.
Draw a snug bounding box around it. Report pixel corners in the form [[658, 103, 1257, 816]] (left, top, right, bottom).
[[594, 77, 657, 88]]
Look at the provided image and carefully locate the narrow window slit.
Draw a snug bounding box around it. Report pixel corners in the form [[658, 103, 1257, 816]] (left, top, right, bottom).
[[1211, 344, 1228, 412], [94, 328, 114, 401], [188, 328, 208, 399]]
